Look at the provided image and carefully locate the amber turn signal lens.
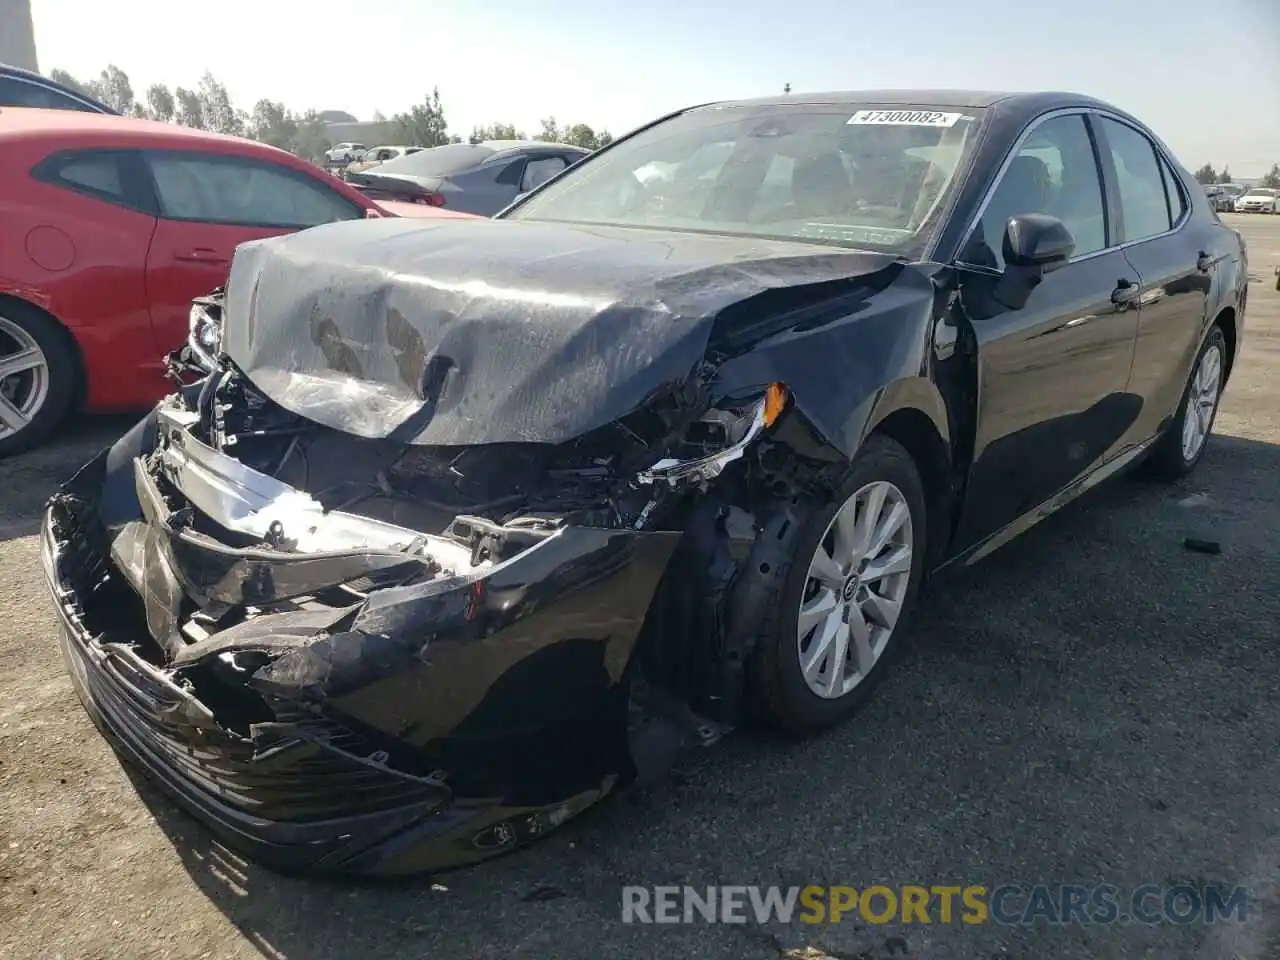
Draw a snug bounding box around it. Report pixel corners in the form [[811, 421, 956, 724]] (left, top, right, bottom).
[[762, 382, 789, 428]]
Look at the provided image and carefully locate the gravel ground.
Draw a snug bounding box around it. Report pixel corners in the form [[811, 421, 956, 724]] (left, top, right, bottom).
[[2, 214, 1279, 960]]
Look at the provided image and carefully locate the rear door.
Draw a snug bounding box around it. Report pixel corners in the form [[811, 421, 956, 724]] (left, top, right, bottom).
[[141, 150, 367, 351], [952, 111, 1141, 548], [1092, 116, 1211, 446]]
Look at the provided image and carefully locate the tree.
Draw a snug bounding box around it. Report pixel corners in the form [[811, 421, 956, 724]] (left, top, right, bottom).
[[1193, 164, 1218, 184], [535, 116, 611, 150], [48, 69, 87, 94], [536, 116, 563, 143], [469, 122, 526, 143], [173, 87, 205, 129], [248, 99, 298, 149], [95, 65, 134, 114], [391, 89, 450, 147], [1217, 166, 1233, 184], [145, 84, 175, 123], [288, 110, 332, 164], [1262, 164, 1280, 189], [197, 72, 241, 136], [49, 68, 97, 99]]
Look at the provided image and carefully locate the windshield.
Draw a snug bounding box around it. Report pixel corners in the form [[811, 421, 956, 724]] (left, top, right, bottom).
[[373, 143, 497, 177], [1245, 188, 1276, 197], [504, 103, 984, 253]]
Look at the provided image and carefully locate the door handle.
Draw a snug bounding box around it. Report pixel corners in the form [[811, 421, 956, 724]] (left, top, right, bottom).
[[1110, 280, 1141, 306], [176, 248, 229, 264], [1196, 251, 1214, 272]]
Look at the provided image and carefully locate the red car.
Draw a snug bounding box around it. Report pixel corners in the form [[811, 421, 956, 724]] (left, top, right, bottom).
[[0, 108, 474, 455]]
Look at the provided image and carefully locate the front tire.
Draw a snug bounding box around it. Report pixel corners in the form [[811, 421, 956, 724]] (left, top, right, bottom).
[[1144, 326, 1226, 480], [748, 435, 927, 735]]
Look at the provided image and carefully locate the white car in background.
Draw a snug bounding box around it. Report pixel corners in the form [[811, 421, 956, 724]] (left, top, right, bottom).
[[325, 142, 367, 164], [1235, 187, 1278, 214], [345, 145, 424, 176]]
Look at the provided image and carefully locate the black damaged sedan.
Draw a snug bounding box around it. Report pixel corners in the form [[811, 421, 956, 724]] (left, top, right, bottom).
[[43, 90, 1247, 875]]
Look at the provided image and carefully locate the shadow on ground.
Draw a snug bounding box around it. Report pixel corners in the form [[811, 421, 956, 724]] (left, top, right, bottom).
[[98, 433, 1280, 959], [0, 415, 135, 542]]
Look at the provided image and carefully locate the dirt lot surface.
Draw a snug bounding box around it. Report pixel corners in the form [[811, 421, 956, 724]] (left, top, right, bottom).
[[2, 215, 1279, 960]]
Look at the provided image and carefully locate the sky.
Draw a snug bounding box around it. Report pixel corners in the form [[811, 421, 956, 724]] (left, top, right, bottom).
[[29, 0, 1280, 177]]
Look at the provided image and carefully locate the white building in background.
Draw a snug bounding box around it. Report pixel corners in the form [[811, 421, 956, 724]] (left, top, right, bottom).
[[0, 0, 39, 72]]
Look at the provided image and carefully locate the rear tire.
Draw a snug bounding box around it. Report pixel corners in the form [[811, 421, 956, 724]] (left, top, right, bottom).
[[748, 435, 928, 736], [1144, 326, 1226, 481], [0, 300, 79, 458]]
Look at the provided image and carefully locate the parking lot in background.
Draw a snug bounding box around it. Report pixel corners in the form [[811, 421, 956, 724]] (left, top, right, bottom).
[[1, 214, 1278, 960]]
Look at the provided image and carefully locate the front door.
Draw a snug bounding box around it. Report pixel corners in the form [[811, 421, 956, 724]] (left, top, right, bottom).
[[952, 112, 1141, 549]]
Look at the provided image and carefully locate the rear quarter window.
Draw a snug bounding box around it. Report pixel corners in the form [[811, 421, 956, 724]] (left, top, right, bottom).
[[30, 150, 153, 213]]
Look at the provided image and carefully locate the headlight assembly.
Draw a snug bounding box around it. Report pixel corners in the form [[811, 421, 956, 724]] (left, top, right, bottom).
[[638, 382, 789, 486], [187, 299, 223, 373]]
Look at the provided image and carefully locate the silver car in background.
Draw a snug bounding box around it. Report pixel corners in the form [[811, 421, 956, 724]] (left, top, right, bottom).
[[1213, 183, 1247, 212], [344, 140, 591, 215]]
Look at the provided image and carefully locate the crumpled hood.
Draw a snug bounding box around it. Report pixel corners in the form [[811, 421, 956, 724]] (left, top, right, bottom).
[[222, 217, 901, 446]]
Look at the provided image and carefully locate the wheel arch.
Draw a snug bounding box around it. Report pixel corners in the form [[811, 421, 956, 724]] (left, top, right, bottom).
[[1213, 305, 1238, 384], [862, 391, 955, 573]]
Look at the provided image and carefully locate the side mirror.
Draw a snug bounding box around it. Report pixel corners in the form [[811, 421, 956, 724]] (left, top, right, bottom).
[[995, 214, 1075, 310], [1002, 213, 1075, 270]]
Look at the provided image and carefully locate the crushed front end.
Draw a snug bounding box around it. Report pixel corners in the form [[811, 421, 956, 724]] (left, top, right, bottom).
[[42, 355, 819, 875], [41, 368, 708, 875]]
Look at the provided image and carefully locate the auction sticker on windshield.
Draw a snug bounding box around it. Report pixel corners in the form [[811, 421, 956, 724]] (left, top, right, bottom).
[[848, 110, 965, 127]]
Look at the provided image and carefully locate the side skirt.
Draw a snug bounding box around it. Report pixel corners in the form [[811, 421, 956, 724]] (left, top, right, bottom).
[[938, 435, 1159, 571]]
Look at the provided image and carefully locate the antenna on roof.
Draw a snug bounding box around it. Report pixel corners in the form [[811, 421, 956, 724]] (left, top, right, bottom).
[[783, 83, 792, 94]]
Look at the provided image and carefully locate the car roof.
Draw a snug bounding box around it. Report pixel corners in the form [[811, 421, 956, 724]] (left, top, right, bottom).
[[478, 139, 591, 154], [0, 63, 118, 114], [0, 107, 297, 159], [695, 89, 1135, 127]]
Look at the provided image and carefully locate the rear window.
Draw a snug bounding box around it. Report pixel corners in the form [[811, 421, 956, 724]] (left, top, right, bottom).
[[374, 143, 498, 177]]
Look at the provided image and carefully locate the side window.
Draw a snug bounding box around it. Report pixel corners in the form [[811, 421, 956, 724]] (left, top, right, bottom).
[[0, 77, 95, 112], [966, 114, 1107, 270], [147, 153, 362, 227], [1098, 118, 1171, 242], [31, 151, 147, 211], [521, 156, 567, 192], [1160, 156, 1187, 225], [495, 160, 525, 186]]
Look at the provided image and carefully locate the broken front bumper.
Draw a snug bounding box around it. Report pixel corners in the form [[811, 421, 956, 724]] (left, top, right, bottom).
[[41, 417, 680, 876]]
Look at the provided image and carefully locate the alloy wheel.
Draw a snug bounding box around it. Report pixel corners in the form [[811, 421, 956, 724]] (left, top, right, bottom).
[[0, 315, 50, 442], [796, 480, 914, 700], [1181, 342, 1222, 462]]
